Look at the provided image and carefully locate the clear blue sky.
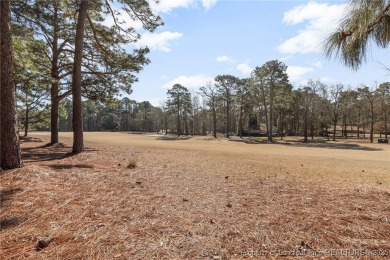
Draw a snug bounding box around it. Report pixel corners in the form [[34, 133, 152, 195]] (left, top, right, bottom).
[[120, 0, 390, 106]]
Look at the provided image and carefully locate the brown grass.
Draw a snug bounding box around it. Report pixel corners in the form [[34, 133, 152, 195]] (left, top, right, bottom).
[[126, 158, 138, 169], [1, 132, 389, 259]]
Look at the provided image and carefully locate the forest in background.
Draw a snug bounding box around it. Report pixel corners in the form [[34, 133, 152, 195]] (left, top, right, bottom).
[[19, 70, 390, 143]]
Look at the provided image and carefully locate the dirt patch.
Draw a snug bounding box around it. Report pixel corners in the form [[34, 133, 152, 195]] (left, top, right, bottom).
[[1, 133, 389, 259]]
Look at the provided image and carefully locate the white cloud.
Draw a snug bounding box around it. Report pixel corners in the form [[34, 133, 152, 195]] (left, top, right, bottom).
[[202, 0, 218, 11], [102, 9, 144, 31], [318, 77, 335, 83], [216, 55, 232, 62], [135, 31, 182, 52], [162, 75, 214, 89], [278, 2, 346, 54], [287, 66, 314, 82], [149, 0, 193, 13], [279, 55, 294, 62], [149, 0, 217, 13], [237, 63, 253, 75], [101, 5, 182, 53]]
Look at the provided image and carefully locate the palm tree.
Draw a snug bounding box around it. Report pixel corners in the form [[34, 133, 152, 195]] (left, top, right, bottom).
[[324, 0, 390, 70]]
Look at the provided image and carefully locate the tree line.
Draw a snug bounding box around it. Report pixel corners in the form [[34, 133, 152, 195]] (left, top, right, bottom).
[[20, 60, 389, 146], [168, 70, 389, 144]]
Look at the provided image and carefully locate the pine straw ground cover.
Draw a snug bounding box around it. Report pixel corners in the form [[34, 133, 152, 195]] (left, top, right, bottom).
[[0, 132, 389, 259]]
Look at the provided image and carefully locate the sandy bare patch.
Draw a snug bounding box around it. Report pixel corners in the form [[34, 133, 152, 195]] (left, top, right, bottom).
[[1, 132, 389, 259]]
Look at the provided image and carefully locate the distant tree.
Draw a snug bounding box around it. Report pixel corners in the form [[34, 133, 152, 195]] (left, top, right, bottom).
[[377, 82, 390, 139], [199, 106, 208, 136], [83, 99, 101, 131], [159, 101, 170, 135], [251, 70, 269, 134], [301, 80, 322, 142], [215, 75, 239, 138], [252, 60, 290, 141], [1, 0, 23, 169], [102, 113, 120, 131], [199, 81, 218, 138], [17, 89, 50, 136], [358, 86, 376, 143], [118, 97, 131, 131], [338, 89, 358, 138], [136, 101, 153, 132], [234, 78, 252, 138], [324, 0, 390, 70], [337, 89, 357, 138], [288, 89, 303, 135], [273, 78, 293, 139], [166, 84, 192, 136], [14, 35, 50, 136], [191, 92, 201, 135], [58, 98, 73, 131], [321, 84, 344, 141], [151, 106, 164, 133]]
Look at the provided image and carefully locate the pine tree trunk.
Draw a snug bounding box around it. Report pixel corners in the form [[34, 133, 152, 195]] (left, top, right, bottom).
[[212, 99, 217, 138], [0, 0, 23, 169], [177, 106, 180, 137], [268, 85, 274, 142], [350, 122, 353, 138], [164, 115, 168, 135], [310, 122, 314, 140], [363, 124, 366, 138], [226, 99, 230, 138], [24, 105, 29, 137], [263, 106, 269, 136], [50, 83, 59, 144], [357, 124, 360, 138], [72, 0, 89, 153], [184, 115, 189, 136], [303, 109, 308, 143], [343, 116, 347, 139], [385, 110, 388, 139], [239, 102, 243, 138], [370, 103, 374, 143], [326, 124, 329, 141], [357, 110, 361, 139], [50, 5, 60, 144]]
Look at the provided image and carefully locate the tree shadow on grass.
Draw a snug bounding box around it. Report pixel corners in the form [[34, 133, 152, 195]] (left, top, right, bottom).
[[19, 136, 44, 143], [22, 143, 74, 162], [0, 217, 26, 231], [0, 188, 25, 231], [48, 164, 94, 170], [0, 187, 23, 207], [156, 136, 193, 141], [228, 138, 382, 151], [282, 142, 382, 151], [21, 140, 99, 163]]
